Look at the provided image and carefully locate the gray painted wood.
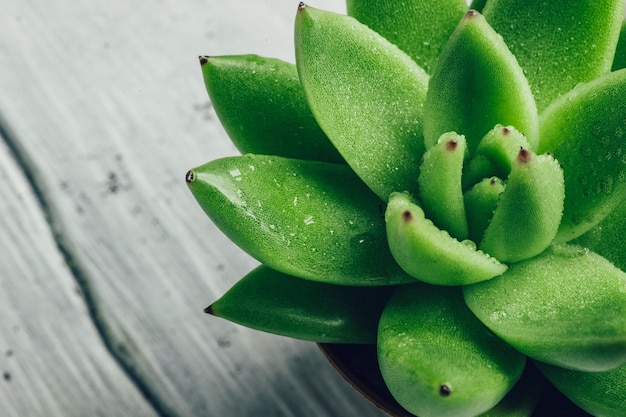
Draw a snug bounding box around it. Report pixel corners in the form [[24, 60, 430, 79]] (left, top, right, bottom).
[[0, 1, 386, 416]]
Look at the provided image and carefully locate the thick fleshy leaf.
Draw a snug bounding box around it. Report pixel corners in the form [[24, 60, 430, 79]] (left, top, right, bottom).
[[200, 55, 343, 163], [475, 125, 531, 177], [206, 265, 394, 343], [469, 0, 488, 13], [418, 132, 468, 240], [423, 10, 538, 154], [378, 284, 525, 417], [613, 20, 626, 71], [385, 192, 506, 286], [464, 244, 626, 372], [464, 177, 505, 245], [575, 200, 626, 272], [295, 4, 429, 200], [186, 154, 414, 286], [483, 0, 625, 110], [345, 0, 467, 74], [539, 68, 626, 243], [479, 149, 564, 263], [478, 364, 544, 417], [536, 360, 626, 417]]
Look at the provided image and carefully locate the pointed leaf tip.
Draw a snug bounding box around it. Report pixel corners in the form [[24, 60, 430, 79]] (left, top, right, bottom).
[[298, 2, 306, 11], [204, 305, 214, 314], [199, 55, 210, 66], [185, 170, 195, 183]]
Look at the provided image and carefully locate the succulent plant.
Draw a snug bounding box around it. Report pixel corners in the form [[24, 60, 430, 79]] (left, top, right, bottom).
[[186, 1, 626, 416]]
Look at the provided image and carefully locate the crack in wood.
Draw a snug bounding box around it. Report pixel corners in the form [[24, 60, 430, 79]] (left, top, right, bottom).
[[0, 115, 174, 417]]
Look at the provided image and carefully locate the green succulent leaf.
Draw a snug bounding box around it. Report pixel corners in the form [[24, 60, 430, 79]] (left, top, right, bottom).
[[575, 200, 626, 272], [295, 4, 429, 200], [483, 0, 625, 111], [424, 10, 539, 154], [464, 177, 505, 245], [479, 149, 564, 263], [345, 0, 468, 74], [475, 125, 531, 177], [186, 154, 413, 286], [535, 360, 626, 417], [418, 132, 469, 240], [207, 265, 394, 343], [464, 244, 626, 372], [539, 68, 626, 243], [478, 364, 544, 417], [378, 284, 525, 417], [385, 192, 507, 286], [469, 0, 488, 13], [613, 20, 626, 71], [200, 55, 343, 163]]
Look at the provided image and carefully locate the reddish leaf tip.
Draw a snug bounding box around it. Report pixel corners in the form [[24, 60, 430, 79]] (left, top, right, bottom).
[[402, 210, 414, 222], [517, 148, 532, 163], [204, 305, 214, 315], [185, 170, 195, 183], [445, 140, 459, 151], [199, 55, 210, 66], [298, 2, 306, 11], [466, 9, 479, 18]]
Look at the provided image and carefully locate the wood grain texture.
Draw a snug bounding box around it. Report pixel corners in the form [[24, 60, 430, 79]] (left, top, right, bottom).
[[0, 1, 386, 416], [0, 132, 158, 417]]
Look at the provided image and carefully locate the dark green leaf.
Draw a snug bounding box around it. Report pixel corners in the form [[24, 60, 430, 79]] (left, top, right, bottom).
[[200, 55, 343, 163], [208, 265, 394, 343]]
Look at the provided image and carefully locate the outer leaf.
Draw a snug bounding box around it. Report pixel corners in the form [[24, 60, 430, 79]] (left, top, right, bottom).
[[575, 200, 626, 272], [295, 4, 429, 200], [536, 361, 626, 417], [207, 265, 394, 343], [479, 150, 564, 263], [613, 20, 626, 71], [385, 192, 506, 286], [418, 132, 469, 240], [345, 0, 467, 74], [478, 364, 544, 417], [186, 154, 413, 286], [539, 68, 626, 242], [200, 55, 343, 163], [464, 244, 626, 372], [423, 10, 538, 154], [378, 284, 525, 417], [483, 0, 625, 111]]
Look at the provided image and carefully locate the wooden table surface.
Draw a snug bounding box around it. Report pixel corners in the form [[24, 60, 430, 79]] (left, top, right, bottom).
[[2, 1, 625, 416], [0, 1, 388, 416]]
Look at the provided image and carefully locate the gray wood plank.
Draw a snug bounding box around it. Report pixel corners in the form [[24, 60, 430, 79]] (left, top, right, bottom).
[[0, 1, 386, 416], [0, 131, 159, 417]]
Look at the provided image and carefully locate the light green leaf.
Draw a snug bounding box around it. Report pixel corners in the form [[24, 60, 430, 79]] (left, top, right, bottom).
[[483, 0, 625, 110], [479, 149, 564, 263], [186, 155, 414, 286], [345, 0, 467, 74], [207, 265, 394, 343], [385, 192, 506, 286], [295, 4, 429, 200], [200, 55, 343, 163], [423, 10, 538, 154], [378, 284, 525, 417], [419, 132, 468, 240], [464, 244, 626, 372], [539, 68, 626, 242], [464, 177, 505, 245]]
